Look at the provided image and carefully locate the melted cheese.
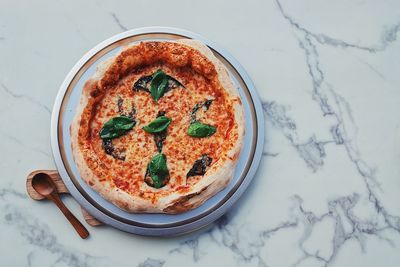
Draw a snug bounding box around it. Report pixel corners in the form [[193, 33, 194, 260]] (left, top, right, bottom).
[[78, 42, 239, 202]]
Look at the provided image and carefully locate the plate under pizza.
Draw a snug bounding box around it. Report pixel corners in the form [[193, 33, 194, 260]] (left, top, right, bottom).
[[51, 27, 264, 236]]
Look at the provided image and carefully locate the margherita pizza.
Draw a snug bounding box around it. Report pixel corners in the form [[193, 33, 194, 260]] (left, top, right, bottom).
[[70, 39, 244, 213]]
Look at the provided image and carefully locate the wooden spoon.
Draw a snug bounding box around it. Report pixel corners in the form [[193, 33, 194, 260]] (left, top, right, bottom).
[[31, 172, 89, 239]]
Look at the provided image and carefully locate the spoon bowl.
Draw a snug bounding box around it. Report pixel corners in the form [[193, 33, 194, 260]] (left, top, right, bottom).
[[31, 172, 56, 196]]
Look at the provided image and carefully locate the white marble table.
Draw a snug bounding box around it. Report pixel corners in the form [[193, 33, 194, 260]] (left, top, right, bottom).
[[1, 0, 400, 266]]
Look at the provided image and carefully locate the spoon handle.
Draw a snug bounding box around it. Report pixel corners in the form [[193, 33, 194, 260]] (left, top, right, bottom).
[[49, 194, 90, 239]]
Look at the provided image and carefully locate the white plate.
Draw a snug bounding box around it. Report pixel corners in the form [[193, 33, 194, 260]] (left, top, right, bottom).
[[51, 27, 264, 236]]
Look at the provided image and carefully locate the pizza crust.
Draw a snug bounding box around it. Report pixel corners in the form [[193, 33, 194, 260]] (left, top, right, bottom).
[[70, 39, 245, 214]]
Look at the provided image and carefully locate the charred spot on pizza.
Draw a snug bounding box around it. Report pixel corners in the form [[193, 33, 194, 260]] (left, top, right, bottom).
[[157, 110, 166, 117], [102, 139, 126, 161], [187, 154, 212, 178], [203, 99, 213, 109], [190, 99, 214, 123], [90, 88, 101, 98], [117, 96, 136, 118], [133, 70, 184, 101], [165, 75, 184, 93], [154, 130, 166, 152], [133, 75, 152, 93], [117, 97, 123, 112], [127, 107, 136, 119]]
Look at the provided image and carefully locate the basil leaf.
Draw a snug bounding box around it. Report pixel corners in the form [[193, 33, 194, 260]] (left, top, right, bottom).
[[151, 174, 164, 188], [149, 153, 169, 176], [142, 116, 171, 133], [146, 153, 169, 188], [135, 70, 184, 101], [150, 69, 168, 101], [187, 122, 217, 138], [99, 116, 136, 139]]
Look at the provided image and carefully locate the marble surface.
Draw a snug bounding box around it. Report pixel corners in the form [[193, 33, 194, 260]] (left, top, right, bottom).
[[1, 0, 400, 266]]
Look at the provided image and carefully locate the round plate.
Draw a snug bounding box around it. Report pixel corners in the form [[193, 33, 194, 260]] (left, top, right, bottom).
[[51, 27, 264, 236]]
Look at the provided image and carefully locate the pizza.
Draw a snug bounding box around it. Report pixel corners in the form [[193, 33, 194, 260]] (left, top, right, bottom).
[[70, 39, 244, 213]]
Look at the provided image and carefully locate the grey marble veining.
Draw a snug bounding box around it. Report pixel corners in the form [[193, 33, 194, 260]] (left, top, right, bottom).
[[1, 0, 399, 266]]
